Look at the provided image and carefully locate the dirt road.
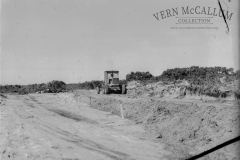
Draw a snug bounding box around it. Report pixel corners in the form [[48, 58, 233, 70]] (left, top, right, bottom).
[[0, 93, 183, 160]]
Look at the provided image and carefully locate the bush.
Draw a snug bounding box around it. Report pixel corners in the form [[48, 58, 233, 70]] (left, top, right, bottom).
[[18, 87, 29, 95], [67, 80, 103, 90], [1, 80, 67, 94], [155, 66, 237, 85], [126, 71, 153, 81], [46, 80, 66, 91], [119, 79, 127, 85]]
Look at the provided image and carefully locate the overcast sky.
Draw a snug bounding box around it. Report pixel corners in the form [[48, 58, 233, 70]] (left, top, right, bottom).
[[1, 0, 239, 85]]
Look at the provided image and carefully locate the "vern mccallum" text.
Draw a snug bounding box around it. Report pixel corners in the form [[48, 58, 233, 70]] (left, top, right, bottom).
[[153, 6, 233, 21]]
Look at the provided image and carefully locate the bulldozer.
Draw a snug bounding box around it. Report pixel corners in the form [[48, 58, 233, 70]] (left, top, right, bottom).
[[97, 71, 126, 94]]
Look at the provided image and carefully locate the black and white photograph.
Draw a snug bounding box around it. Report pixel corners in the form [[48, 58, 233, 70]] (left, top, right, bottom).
[[1, 0, 240, 159]]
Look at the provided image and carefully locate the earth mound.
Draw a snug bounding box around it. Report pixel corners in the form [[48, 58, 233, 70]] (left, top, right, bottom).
[[126, 80, 240, 102]]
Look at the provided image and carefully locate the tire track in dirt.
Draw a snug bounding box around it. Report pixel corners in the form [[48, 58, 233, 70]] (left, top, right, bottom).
[[33, 121, 134, 160], [47, 108, 98, 124], [27, 95, 99, 124], [25, 95, 135, 160]]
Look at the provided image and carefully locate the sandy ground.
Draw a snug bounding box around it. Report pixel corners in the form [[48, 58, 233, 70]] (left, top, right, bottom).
[[72, 90, 240, 160], [0, 93, 185, 160]]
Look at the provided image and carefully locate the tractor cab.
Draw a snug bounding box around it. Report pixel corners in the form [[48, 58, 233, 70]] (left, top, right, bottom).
[[96, 71, 126, 94], [105, 71, 119, 86]]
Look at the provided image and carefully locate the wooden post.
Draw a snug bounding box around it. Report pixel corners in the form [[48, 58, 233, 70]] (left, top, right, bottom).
[[120, 104, 124, 119]]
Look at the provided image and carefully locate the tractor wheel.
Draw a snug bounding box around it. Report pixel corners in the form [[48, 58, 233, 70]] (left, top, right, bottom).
[[122, 84, 126, 94]]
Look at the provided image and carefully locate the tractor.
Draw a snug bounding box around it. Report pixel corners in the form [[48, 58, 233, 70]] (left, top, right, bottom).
[[97, 71, 126, 94]]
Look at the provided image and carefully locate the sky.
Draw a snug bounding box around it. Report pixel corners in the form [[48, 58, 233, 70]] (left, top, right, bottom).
[[1, 0, 239, 85]]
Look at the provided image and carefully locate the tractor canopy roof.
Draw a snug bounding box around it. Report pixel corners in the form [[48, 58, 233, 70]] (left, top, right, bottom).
[[105, 71, 119, 73]]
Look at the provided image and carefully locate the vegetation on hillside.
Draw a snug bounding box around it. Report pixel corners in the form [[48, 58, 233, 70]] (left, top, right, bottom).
[[126, 66, 239, 85], [0, 81, 66, 94], [126, 71, 153, 81], [66, 80, 103, 90], [155, 66, 236, 84], [125, 66, 240, 100]]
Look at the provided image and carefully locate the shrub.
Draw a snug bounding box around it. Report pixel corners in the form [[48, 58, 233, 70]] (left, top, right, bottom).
[[126, 71, 153, 81], [156, 66, 238, 85], [46, 80, 66, 91], [67, 80, 103, 90], [119, 79, 127, 85]]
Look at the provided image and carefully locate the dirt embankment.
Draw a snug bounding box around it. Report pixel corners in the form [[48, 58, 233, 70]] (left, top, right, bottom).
[[126, 80, 240, 101], [72, 90, 240, 160]]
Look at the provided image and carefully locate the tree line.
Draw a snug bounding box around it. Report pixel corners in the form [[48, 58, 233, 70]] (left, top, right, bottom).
[[126, 66, 239, 85]]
